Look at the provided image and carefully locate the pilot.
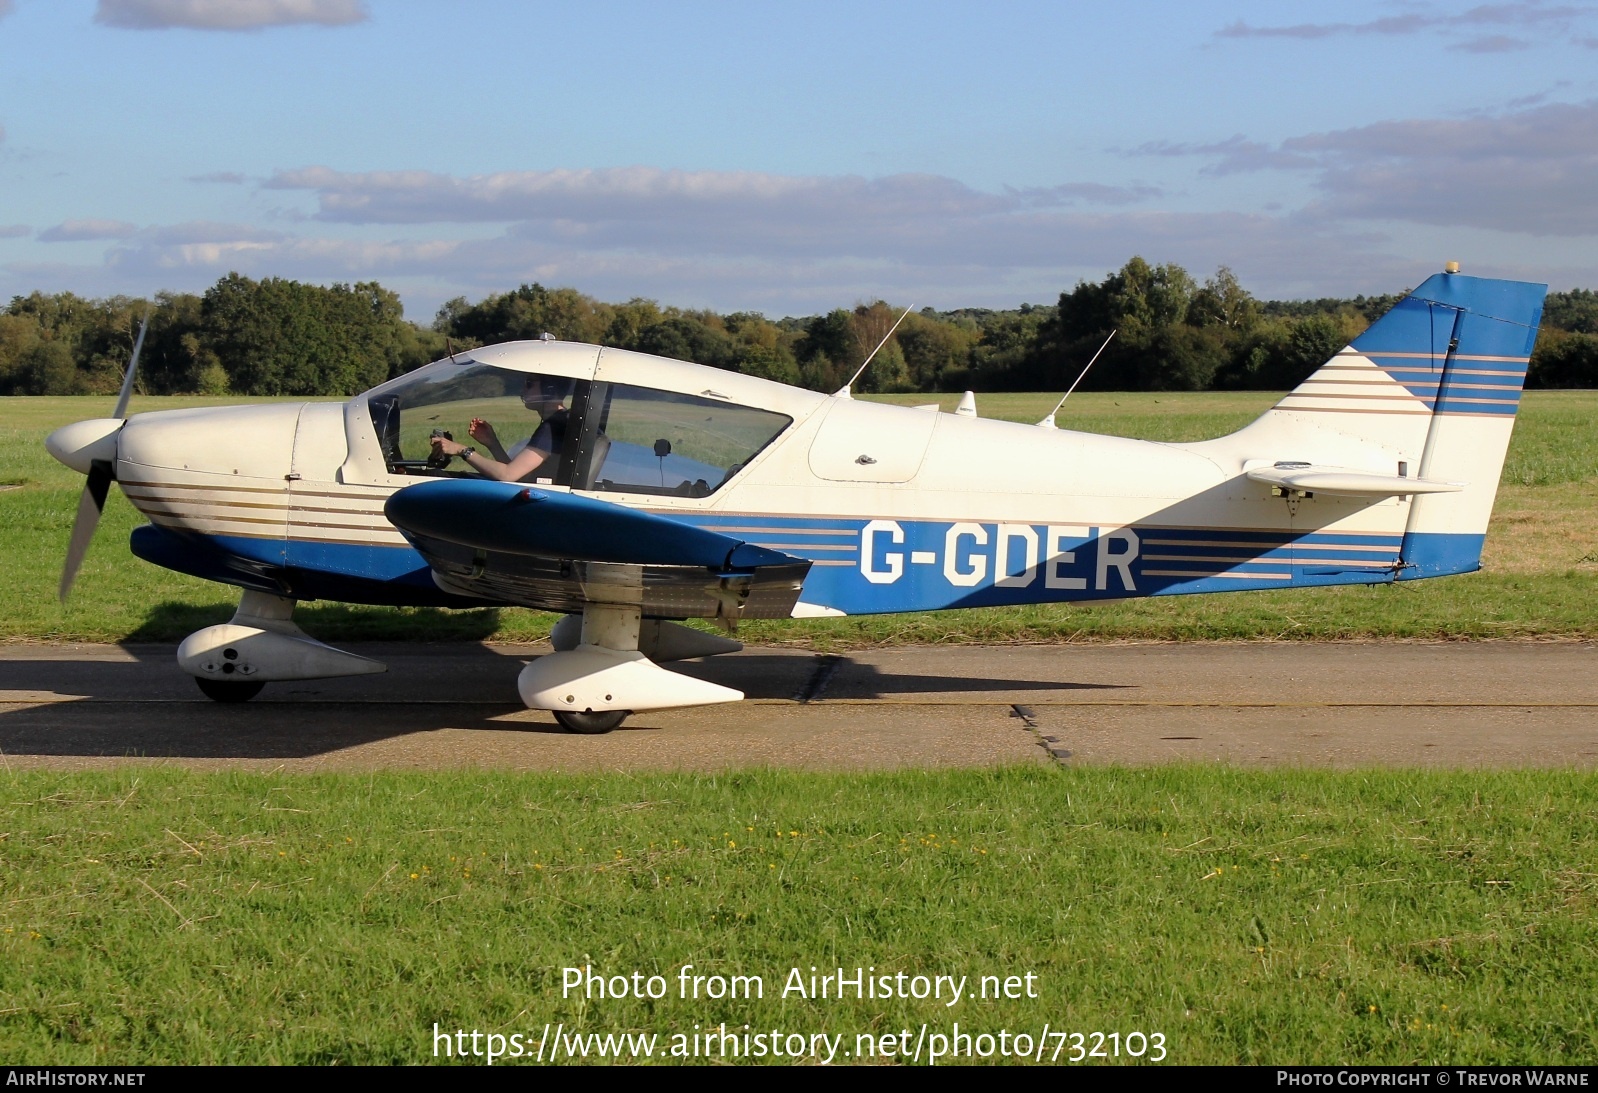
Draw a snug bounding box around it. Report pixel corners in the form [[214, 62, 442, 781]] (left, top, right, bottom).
[[430, 375, 572, 482]]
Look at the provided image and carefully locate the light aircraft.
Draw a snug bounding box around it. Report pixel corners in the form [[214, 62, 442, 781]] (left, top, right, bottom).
[[46, 267, 1546, 732]]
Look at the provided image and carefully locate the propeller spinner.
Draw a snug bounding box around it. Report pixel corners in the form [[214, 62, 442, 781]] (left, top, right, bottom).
[[50, 313, 148, 601]]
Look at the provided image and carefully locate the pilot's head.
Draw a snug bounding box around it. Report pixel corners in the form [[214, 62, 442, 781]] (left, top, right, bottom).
[[522, 376, 572, 413]]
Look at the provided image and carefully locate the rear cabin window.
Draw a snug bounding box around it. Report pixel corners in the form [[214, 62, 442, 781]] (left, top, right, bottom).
[[579, 384, 790, 497]]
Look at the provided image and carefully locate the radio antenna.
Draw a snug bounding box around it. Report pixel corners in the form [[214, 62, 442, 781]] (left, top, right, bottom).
[[835, 303, 916, 398], [1037, 329, 1116, 428]]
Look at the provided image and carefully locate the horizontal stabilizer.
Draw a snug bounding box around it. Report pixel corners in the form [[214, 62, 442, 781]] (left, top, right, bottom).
[[1246, 463, 1464, 497], [385, 479, 805, 570]]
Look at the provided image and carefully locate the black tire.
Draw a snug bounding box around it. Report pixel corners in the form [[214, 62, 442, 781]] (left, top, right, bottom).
[[195, 677, 265, 703], [554, 709, 628, 734]]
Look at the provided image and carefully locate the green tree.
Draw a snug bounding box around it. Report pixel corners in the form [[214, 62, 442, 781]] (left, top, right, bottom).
[[1035, 257, 1202, 390], [440, 283, 610, 345], [897, 313, 978, 391], [797, 309, 857, 388], [0, 312, 46, 394], [632, 316, 738, 370], [1544, 289, 1598, 336], [1188, 266, 1260, 331], [1218, 314, 1353, 390], [13, 339, 79, 395], [723, 312, 801, 384], [1530, 329, 1598, 387], [848, 302, 911, 392], [605, 298, 665, 348], [202, 274, 410, 396], [970, 307, 1051, 391]]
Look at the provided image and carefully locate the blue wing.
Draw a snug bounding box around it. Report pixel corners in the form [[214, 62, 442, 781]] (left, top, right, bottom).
[[383, 479, 811, 619]]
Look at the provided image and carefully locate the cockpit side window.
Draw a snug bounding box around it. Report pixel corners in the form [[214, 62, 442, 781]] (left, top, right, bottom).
[[365, 365, 580, 484], [578, 383, 791, 497]]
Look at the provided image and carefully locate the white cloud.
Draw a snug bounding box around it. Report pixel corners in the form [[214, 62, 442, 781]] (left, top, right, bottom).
[[1451, 34, 1534, 51], [261, 166, 1175, 269], [1013, 182, 1165, 206], [17, 140, 1583, 315], [0, 224, 30, 239], [91, 194, 1413, 315], [38, 219, 139, 242], [1295, 102, 1598, 235], [265, 166, 1015, 226], [188, 171, 248, 184], [0, 1, 12, 19], [95, 0, 367, 31], [1216, 2, 1591, 43], [1136, 135, 1318, 175], [1215, 13, 1431, 39], [1137, 101, 1598, 236], [143, 221, 288, 245]]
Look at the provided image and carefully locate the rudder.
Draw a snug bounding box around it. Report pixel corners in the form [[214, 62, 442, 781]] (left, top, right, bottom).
[[1237, 269, 1546, 579]]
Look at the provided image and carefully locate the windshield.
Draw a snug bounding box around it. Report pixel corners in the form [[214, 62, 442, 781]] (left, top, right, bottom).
[[367, 364, 578, 484]]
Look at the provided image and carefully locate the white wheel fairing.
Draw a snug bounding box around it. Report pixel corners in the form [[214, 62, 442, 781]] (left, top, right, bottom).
[[518, 645, 743, 713]]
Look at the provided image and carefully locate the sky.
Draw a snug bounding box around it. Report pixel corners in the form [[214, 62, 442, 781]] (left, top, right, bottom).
[[2, 0, 1596, 323]]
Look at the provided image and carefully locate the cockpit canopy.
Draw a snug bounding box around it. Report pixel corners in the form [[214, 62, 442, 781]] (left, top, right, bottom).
[[365, 361, 792, 497]]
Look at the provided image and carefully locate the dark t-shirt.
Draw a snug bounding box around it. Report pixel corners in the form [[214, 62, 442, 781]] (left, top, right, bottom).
[[528, 408, 568, 459]]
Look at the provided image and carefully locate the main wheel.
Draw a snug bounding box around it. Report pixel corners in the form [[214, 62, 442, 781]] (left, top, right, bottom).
[[195, 677, 265, 703], [554, 709, 628, 734]]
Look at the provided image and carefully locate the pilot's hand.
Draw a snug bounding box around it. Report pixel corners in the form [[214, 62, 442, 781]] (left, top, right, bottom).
[[431, 435, 466, 458], [468, 418, 499, 446]]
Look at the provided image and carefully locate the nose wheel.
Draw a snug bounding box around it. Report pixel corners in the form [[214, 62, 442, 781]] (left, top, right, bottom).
[[195, 677, 266, 703], [553, 709, 629, 734]]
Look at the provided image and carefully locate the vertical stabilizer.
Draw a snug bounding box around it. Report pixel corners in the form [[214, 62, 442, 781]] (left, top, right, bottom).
[[1236, 270, 1546, 578]]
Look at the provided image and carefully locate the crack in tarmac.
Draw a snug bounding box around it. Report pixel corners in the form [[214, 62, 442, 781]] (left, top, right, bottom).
[[1011, 704, 1073, 764], [794, 655, 843, 704]]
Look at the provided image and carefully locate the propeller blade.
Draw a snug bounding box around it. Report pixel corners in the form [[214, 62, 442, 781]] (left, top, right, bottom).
[[62, 309, 145, 600], [112, 309, 150, 420], [59, 459, 113, 603]]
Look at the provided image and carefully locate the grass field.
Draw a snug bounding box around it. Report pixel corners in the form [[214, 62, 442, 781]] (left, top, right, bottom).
[[2, 766, 1594, 1065], [3, 391, 1595, 644]]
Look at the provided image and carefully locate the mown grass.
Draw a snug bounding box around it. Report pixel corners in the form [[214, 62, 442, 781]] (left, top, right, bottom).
[[4, 392, 1597, 643], [1, 767, 1593, 1065]]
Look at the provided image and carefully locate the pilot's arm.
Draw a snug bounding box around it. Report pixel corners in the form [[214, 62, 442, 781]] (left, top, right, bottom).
[[468, 418, 510, 462], [431, 434, 552, 482]]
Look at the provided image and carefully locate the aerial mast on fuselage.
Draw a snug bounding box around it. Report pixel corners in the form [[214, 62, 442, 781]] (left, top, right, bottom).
[[1037, 328, 1117, 428], [835, 303, 916, 399]]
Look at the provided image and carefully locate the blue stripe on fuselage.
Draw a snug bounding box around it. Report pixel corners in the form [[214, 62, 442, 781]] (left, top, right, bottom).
[[685, 514, 1471, 615], [130, 517, 1484, 616], [129, 525, 479, 607]]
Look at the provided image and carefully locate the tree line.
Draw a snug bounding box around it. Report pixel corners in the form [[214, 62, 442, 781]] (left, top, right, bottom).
[[3, 260, 1595, 398]]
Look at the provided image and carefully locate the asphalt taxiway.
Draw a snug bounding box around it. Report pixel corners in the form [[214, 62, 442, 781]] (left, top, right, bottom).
[[1, 641, 1595, 772]]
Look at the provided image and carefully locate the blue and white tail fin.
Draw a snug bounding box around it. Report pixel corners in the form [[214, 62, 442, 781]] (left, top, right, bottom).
[[1234, 270, 1546, 578]]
